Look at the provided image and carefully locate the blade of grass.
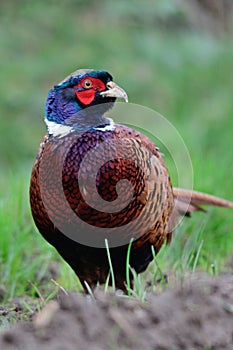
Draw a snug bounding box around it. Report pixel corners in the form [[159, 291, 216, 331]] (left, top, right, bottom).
[[126, 238, 134, 295], [192, 239, 204, 274], [83, 281, 95, 301], [104, 272, 111, 293], [151, 246, 167, 288], [105, 239, 115, 291]]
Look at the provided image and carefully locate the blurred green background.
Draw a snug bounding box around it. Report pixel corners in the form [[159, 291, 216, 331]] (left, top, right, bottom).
[[0, 0, 233, 298]]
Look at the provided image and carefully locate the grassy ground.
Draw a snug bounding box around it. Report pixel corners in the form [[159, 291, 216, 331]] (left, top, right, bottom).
[[0, 0, 233, 304]]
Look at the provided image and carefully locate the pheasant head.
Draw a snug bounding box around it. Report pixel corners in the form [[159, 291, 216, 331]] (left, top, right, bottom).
[[45, 69, 128, 137]]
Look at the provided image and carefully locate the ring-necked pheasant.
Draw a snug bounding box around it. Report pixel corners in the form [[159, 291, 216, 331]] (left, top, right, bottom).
[[30, 69, 233, 291]]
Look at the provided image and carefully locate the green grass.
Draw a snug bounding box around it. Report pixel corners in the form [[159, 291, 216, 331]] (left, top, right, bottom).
[[0, 0, 233, 302], [0, 177, 48, 297], [0, 175, 81, 302]]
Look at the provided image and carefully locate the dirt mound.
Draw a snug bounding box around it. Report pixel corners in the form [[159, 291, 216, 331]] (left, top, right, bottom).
[[0, 274, 233, 350]]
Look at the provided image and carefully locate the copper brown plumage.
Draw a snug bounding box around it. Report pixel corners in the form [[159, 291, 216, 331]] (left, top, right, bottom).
[[30, 69, 233, 291]]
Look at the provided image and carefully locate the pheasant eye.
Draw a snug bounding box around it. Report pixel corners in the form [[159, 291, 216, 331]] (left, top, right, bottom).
[[82, 79, 93, 89]]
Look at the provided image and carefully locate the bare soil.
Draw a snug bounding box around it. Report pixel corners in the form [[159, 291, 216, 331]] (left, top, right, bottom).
[[0, 273, 233, 350]]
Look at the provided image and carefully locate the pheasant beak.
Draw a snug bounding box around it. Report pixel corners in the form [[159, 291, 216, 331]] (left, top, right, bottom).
[[100, 81, 128, 102]]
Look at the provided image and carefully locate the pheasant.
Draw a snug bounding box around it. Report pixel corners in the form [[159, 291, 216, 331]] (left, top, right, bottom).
[[30, 69, 233, 291]]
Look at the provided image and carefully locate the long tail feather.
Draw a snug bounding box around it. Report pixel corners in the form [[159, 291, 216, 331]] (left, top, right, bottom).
[[173, 187, 233, 216]]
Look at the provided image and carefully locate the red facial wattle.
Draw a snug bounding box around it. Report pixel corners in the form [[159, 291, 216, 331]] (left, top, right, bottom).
[[74, 89, 95, 105], [74, 77, 106, 105]]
